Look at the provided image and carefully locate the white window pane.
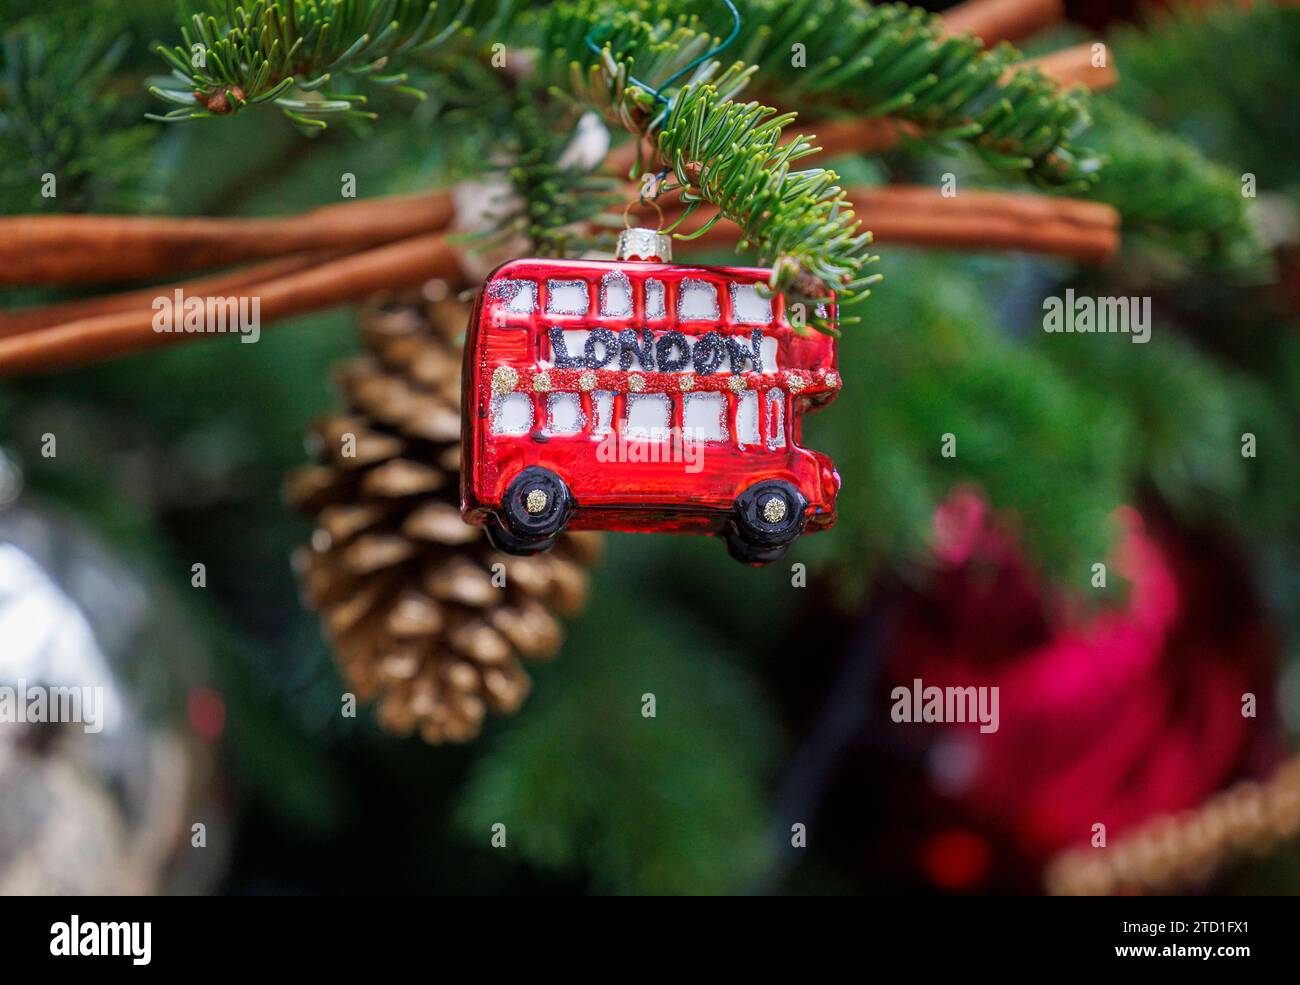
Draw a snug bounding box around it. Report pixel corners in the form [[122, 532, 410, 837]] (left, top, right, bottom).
[[766, 389, 785, 448], [677, 279, 719, 321], [547, 279, 589, 315], [760, 335, 780, 371], [731, 283, 773, 324], [546, 393, 584, 434], [592, 391, 615, 434], [491, 393, 534, 435], [683, 392, 726, 442], [625, 393, 671, 440], [736, 391, 759, 447], [489, 279, 536, 314], [600, 270, 633, 317], [645, 279, 666, 320]]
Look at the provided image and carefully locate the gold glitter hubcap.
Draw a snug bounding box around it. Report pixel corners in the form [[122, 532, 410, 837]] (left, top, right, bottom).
[[762, 496, 787, 523], [524, 489, 549, 515]]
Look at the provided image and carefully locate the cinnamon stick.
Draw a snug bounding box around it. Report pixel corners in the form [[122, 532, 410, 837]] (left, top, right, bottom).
[[653, 184, 1120, 264], [943, 0, 1066, 45], [0, 191, 454, 286], [1017, 43, 1119, 91], [0, 234, 463, 375], [0, 253, 331, 337]]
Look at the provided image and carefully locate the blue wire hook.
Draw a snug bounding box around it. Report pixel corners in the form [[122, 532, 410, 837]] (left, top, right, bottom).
[[585, 0, 741, 111]]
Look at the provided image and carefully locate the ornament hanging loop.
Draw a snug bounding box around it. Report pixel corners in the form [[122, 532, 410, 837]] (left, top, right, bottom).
[[623, 196, 664, 232]]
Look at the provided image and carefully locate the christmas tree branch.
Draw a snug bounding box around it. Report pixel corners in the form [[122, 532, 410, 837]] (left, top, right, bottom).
[[603, 43, 1118, 176], [147, 0, 486, 128]]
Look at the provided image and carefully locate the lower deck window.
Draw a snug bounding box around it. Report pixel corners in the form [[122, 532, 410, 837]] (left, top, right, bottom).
[[625, 393, 672, 440], [491, 392, 534, 435], [736, 391, 760, 447], [766, 389, 786, 448], [546, 393, 584, 434], [682, 392, 726, 441]]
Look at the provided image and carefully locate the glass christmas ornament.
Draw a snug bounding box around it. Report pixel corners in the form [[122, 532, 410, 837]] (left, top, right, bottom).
[[460, 232, 842, 565]]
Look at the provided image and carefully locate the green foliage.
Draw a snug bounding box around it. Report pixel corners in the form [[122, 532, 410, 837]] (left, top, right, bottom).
[[476, 94, 626, 258], [730, 0, 1098, 189], [656, 84, 880, 316], [801, 252, 1129, 594], [1107, 1, 1300, 196], [1040, 311, 1299, 543], [1085, 101, 1258, 270], [456, 592, 780, 894], [149, 0, 479, 129], [0, 19, 159, 212], [545, 0, 1099, 188]]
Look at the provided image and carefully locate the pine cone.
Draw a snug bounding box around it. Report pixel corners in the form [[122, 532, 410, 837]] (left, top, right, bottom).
[[286, 281, 602, 743]]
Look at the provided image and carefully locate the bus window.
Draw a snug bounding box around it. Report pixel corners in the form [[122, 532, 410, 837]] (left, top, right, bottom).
[[683, 392, 727, 442], [736, 390, 760, 447], [600, 270, 633, 317], [730, 283, 773, 324], [625, 393, 672, 440], [678, 279, 719, 321], [547, 279, 589, 315], [492, 392, 534, 435], [645, 279, 666, 320], [546, 393, 585, 435], [489, 279, 536, 314], [592, 391, 615, 434], [766, 389, 786, 448]]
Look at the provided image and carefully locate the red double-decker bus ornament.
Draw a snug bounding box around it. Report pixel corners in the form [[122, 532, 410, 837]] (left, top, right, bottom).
[[460, 228, 842, 565]]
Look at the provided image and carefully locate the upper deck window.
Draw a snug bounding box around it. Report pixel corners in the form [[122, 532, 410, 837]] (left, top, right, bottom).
[[489, 279, 537, 314], [547, 279, 589, 315], [677, 279, 719, 321], [600, 270, 633, 317], [645, 279, 667, 320], [730, 283, 774, 324]]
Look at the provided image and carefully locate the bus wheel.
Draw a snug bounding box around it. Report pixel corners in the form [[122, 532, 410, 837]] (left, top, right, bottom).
[[727, 479, 807, 565], [495, 466, 573, 551], [485, 521, 560, 557]]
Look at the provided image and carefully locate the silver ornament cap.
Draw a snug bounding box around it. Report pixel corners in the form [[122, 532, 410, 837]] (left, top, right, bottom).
[[616, 227, 672, 262]]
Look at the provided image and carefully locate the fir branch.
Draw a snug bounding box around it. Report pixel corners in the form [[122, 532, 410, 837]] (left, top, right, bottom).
[[541, 0, 1100, 189], [723, 0, 1100, 190], [147, 0, 480, 128], [483, 111, 624, 258], [1085, 101, 1258, 269], [0, 20, 158, 213], [656, 84, 880, 311]]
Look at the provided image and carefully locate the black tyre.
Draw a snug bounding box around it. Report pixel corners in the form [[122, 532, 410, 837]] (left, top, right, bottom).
[[497, 466, 572, 547], [723, 530, 793, 565], [726, 479, 807, 565], [485, 520, 560, 557]]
